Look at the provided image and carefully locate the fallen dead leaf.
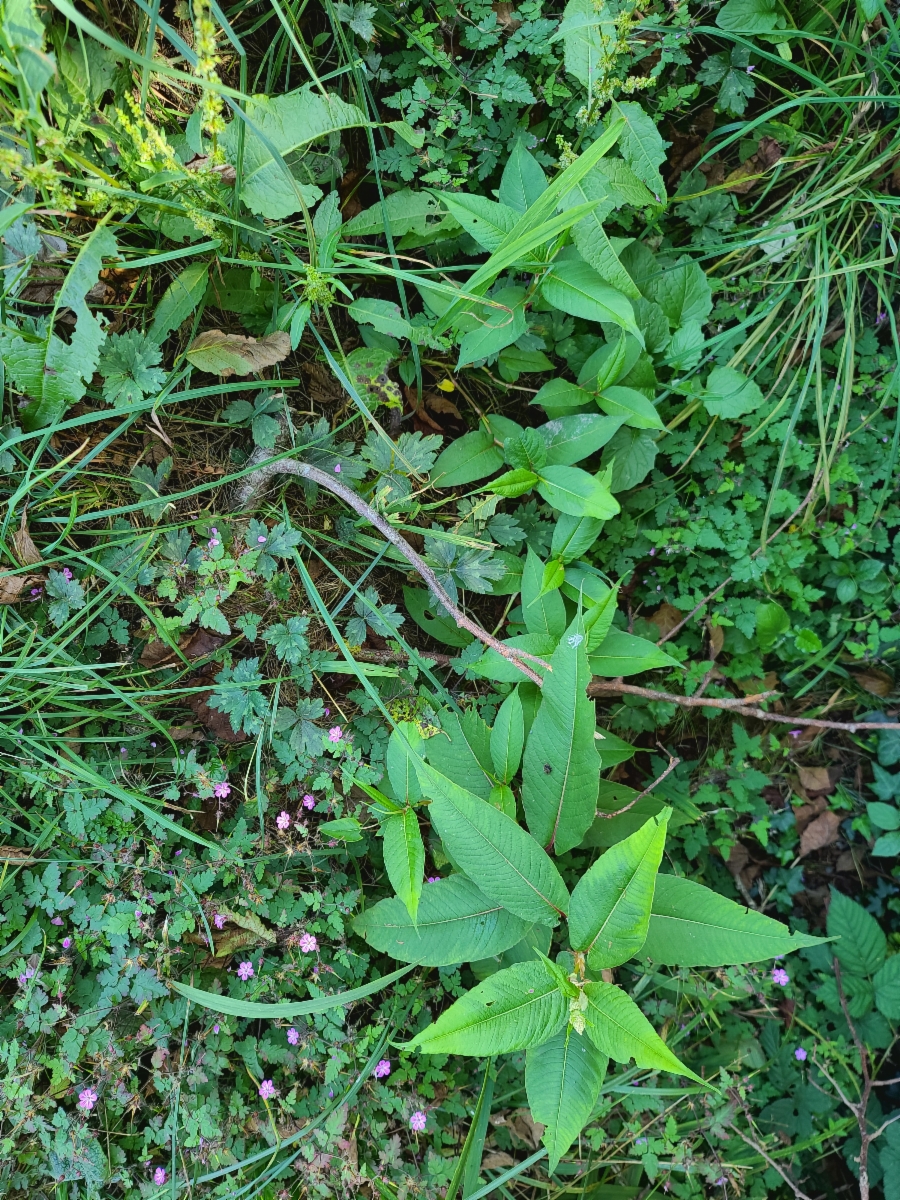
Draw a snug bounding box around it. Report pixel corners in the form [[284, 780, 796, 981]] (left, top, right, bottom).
[[708, 623, 725, 658], [0, 572, 43, 604], [798, 765, 833, 794], [648, 602, 682, 638], [186, 329, 291, 378], [800, 810, 842, 857], [11, 514, 41, 566], [854, 669, 893, 697], [738, 672, 779, 695], [185, 676, 246, 742], [481, 1152, 515, 1171], [792, 796, 827, 834], [491, 1, 522, 29], [0, 845, 41, 863], [140, 627, 224, 669], [426, 392, 462, 418]]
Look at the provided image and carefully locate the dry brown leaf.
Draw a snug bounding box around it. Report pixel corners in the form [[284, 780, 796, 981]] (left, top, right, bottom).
[[708, 623, 724, 659], [854, 669, 893, 697], [0, 845, 41, 863], [140, 627, 224, 668], [491, 1, 522, 29], [800, 810, 842, 857], [0, 572, 43, 604], [186, 329, 291, 378], [481, 1153, 515, 1171], [185, 677, 247, 742], [426, 392, 462, 418], [509, 1108, 544, 1148], [648, 602, 682, 638], [738, 672, 778, 695], [798, 765, 833, 794], [792, 796, 827, 834], [12, 513, 41, 566]]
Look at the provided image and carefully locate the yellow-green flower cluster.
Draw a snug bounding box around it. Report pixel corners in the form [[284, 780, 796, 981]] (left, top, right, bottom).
[[193, 0, 227, 151]]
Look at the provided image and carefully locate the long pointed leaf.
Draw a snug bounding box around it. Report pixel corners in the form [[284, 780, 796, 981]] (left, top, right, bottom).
[[169, 964, 413, 1017]]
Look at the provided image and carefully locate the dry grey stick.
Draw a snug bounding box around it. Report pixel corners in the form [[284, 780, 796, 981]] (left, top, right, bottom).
[[233, 448, 550, 686]]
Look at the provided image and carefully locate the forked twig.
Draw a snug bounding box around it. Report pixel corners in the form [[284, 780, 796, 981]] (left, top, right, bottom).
[[596, 746, 680, 819], [233, 450, 549, 685]]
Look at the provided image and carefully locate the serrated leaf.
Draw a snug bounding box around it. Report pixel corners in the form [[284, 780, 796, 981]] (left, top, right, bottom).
[[583, 981, 703, 1082], [491, 688, 525, 783], [642, 876, 834, 966], [606, 101, 667, 202], [828, 887, 885, 976], [417, 760, 569, 924], [382, 808, 425, 921], [526, 1026, 608, 1172], [349, 297, 414, 340], [874, 954, 900, 1019], [354, 874, 532, 965], [569, 811, 670, 970], [522, 614, 601, 855], [405, 961, 568, 1055], [645, 259, 712, 328], [186, 329, 290, 377], [522, 548, 567, 639], [169, 964, 412, 1018], [541, 261, 642, 344]]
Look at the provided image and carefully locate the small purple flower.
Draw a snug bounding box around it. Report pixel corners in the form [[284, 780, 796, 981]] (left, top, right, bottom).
[[237, 961, 255, 981], [120, 746, 127, 755], [51, 916, 63, 925], [214, 781, 231, 799], [324, 707, 331, 716], [30, 587, 41, 595], [276, 811, 291, 831], [410, 1110, 427, 1132], [257, 535, 267, 543], [287, 1028, 300, 1045], [328, 726, 343, 743], [153, 1167, 167, 1185], [795, 1047, 807, 1061], [62, 937, 72, 949], [299, 933, 318, 953], [213, 1024, 220, 1034], [649, 548, 656, 556], [213, 913, 226, 930], [334, 463, 341, 473], [746, 65, 755, 73], [427, 876, 441, 883], [373, 1059, 391, 1079], [78, 1087, 98, 1111], [258, 1079, 276, 1100], [303, 794, 315, 809], [788, 729, 802, 738], [208, 538, 220, 548], [772, 967, 790, 987], [151, 741, 157, 748], [135, 909, 143, 920], [62, 567, 73, 581]]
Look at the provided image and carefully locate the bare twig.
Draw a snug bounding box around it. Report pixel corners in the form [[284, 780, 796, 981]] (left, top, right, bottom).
[[833, 958, 875, 1200], [233, 451, 549, 685], [724, 1121, 813, 1200], [658, 483, 818, 646], [596, 747, 681, 819], [351, 647, 454, 668], [587, 679, 900, 732]]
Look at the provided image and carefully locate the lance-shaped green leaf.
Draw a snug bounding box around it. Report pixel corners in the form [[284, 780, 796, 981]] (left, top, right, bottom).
[[491, 688, 526, 783], [353, 874, 532, 965], [583, 981, 704, 1083], [404, 961, 568, 1055], [417, 761, 569, 924], [596, 385, 664, 430], [426, 709, 494, 799], [589, 630, 681, 677], [522, 615, 601, 855], [387, 722, 424, 802], [430, 190, 519, 252], [641, 876, 833, 967], [541, 261, 643, 345], [169, 964, 413, 1018], [382, 808, 425, 922], [536, 465, 620, 520], [149, 260, 209, 343], [521, 547, 567, 640], [569, 810, 670, 969], [526, 1026, 608, 1171]]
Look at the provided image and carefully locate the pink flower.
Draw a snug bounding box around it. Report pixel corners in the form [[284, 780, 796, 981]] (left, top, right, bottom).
[[213, 1024, 220, 1034], [213, 913, 226, 930], [772, 967, 790, 987], [287, 1028, 300, 1045], [237, 961, 255, 981], [153, 1167, 167, 1185], [373, 1059, 391, 1079], [276, 811, 291, 831], [303, 794, 315, 809], [214, 781, 231, 799], [257, 535, 267, 544], [51, 916, 63, 925], [410, 1110, 427, 1132], [334, 463, 341, 473], [299, 933, 318, 953], [78, 1087, 98, 1111], [328, 726, 343, 743], [62, 567, 73, 581], [427, 876, 441, 883], [62, 937, 72, 949], [259, 1079, 276, 1099], [795, 1047, 807, 1061]]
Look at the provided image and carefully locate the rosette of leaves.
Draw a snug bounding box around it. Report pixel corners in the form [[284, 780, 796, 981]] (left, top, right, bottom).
[[342, 586, 405, 647], [97, 329, 167, 405], [354, 619, 831, 1169]]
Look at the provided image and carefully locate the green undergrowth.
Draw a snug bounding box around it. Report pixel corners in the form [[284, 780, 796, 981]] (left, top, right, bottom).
[[0, 0, 899, 1198]]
